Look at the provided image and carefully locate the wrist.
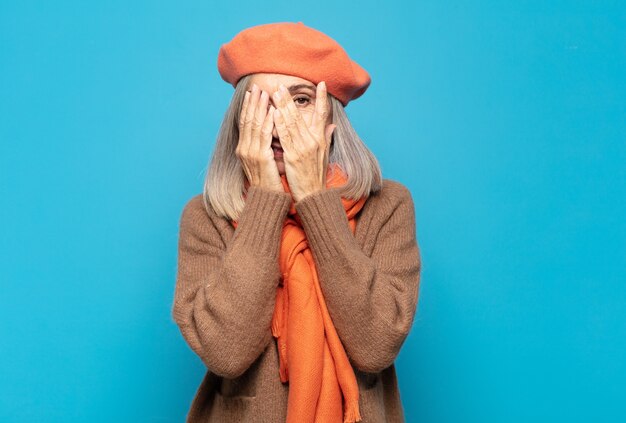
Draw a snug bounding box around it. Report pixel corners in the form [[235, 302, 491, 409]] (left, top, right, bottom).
[[295, 186, 326, 203]]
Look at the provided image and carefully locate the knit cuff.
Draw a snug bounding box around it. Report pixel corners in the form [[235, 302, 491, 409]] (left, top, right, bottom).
[[233, 185, 292, 257], [294, 188, 356, 262]]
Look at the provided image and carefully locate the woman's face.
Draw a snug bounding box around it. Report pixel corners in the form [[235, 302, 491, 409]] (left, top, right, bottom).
[[247, 73, 332, 175]]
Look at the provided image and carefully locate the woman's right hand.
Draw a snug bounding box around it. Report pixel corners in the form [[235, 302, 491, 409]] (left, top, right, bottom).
[[236, 83, 283, 192]]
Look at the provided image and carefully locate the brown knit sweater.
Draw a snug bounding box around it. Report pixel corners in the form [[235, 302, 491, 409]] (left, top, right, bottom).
[[171, 178, 422, 422]]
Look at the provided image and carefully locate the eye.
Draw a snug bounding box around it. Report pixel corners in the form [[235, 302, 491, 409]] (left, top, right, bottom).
[[294, 95, 311, 106]]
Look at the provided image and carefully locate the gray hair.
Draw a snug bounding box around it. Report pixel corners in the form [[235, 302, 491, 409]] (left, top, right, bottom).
[[202, 74, 383, 221]]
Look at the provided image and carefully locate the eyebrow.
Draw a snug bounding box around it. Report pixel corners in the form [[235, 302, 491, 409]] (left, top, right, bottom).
[[247, 83, 317, 98], [287, 83, 316, 93], [287, 84, 316, 97]]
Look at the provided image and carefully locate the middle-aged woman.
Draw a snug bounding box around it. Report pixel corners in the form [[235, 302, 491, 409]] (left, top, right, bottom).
[[172, 21, 422, 423]]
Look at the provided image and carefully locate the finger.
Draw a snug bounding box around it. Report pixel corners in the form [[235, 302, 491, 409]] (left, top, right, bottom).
[[243, 84, 261, 155], [261, 105, 275, 148], [237, 90, 251, 160], [325, 123, 337, 147], [250, 90, 269, 154], [273, 108, 293, 151], [239, 90, 250, 135], [312, 81, 329, 133], [323, 124, 336, 180]]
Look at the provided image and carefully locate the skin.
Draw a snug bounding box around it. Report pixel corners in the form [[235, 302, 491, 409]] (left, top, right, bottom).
[[236, 73, 336, 203]]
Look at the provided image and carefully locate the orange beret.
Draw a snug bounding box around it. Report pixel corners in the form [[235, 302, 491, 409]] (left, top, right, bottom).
[[217, 22, 371, 107]]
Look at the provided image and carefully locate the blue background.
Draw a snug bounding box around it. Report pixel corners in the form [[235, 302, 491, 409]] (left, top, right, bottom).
[[1, 1, 624, 422]]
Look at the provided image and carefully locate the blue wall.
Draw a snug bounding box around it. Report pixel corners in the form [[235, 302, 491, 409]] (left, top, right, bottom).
[[1, 1, 624, 421]]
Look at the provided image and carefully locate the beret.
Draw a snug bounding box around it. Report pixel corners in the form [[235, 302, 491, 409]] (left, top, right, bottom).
[[217, 22, 371, 107]]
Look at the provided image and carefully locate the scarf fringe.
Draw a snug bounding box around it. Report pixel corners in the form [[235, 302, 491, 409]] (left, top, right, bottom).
[[343, 399, 362, 423], [271, 314, 281, 337]]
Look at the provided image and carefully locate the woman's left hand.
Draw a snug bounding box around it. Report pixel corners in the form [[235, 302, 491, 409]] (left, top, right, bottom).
[[272, 81, 337, 203]]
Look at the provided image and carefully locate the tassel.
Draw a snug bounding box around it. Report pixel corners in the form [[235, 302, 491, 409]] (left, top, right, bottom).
[[278, 338, 289, 383], [271, 288, 283, 337], [343, 399, 362, 423], [278, 280, 290, 383]]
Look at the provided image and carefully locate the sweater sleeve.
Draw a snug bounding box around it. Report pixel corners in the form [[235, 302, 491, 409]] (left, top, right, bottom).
[[171, 186, 292, 379], [293, 183, 422, 373]]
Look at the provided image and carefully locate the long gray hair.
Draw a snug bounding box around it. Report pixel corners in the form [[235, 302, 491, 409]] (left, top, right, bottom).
[[202, 74, 383, 221]]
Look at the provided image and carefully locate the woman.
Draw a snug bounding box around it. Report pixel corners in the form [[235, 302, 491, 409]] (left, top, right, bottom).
[[172, 22, 422, 423]]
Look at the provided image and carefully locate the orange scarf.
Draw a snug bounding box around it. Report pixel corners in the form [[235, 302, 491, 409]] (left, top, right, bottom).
[[232, 163, 367, 423]]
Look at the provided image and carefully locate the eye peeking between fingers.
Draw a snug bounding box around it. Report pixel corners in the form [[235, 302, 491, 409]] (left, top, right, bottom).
[[251, 91, 312, 111], [294, 95, 311, 106]]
